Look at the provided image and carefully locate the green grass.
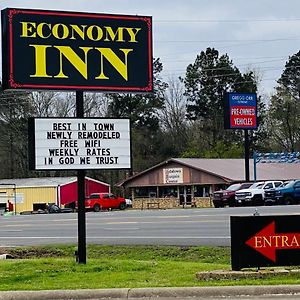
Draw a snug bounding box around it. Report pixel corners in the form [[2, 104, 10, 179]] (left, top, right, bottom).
[[0, 245, 299, 291]]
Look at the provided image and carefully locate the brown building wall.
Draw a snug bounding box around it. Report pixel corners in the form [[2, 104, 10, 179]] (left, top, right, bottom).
[[125, 162, 228, 188]]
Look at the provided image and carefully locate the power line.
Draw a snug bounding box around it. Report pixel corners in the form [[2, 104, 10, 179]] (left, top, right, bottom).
[[154, 18, 300, 23], [162, 57, 287, 65], [155, 37, 300, 43], [160, 64, 298, 75]]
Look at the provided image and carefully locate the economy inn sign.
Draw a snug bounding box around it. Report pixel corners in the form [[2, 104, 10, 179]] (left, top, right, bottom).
[[1, 8, 153, 92]]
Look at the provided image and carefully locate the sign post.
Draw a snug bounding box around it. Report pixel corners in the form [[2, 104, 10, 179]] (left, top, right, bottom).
[[76, 91, 86, 264], [224, 93, 257, 181], [244, 129, 250, 181]]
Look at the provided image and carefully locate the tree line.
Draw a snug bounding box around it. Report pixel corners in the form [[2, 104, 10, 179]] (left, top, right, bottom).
[[0, 47, 299, 187]]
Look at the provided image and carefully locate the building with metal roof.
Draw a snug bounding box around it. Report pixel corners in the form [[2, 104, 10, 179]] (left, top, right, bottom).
[[0, 177, 77, 188], [118, 158, 300, 209], [0, 176, 110, 214]]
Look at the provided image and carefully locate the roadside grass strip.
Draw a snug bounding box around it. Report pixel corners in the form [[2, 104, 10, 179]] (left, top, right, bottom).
[[0, 245, 299, 290]]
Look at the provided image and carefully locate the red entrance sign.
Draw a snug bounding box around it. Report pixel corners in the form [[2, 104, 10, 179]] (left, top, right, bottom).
[[246, 221, 300, 262]]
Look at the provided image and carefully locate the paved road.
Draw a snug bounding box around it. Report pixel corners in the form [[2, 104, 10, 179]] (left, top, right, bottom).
[[1, 205, 300, 247]]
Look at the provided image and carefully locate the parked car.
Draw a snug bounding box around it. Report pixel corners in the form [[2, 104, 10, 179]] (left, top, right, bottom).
[[213, 182, 252, 208], [272, 180, 300, 205], [125, 198, 132, 208], [264, 181, 290, 205], [47, 203, 73, 213], [85, 193, 127, 212], [235, 181, 283, 206]]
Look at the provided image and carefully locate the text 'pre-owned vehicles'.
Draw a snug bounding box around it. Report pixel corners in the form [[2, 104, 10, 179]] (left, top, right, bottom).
[[85, 193, 127, 212], [213, 182, 252, 207], [235, 181, 283, 206]]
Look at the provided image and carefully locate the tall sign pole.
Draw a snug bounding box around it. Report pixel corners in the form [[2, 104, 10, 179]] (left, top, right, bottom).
[[76, 91, 86, 264], [224, 93, 257, 182], [244, 129, 250, 182]]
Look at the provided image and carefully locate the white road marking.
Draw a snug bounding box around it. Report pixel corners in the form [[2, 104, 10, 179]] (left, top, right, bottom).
[[3, 224, 30, 227], [52, 219, 77, 222], [0, 229, 22, 232], [101, 227, 140, 231], [104, 220, 224, 225], [104, 221, 138, 224]]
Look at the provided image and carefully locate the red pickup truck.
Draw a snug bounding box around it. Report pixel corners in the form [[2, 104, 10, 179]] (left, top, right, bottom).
[[213, 182, 252, 208], [85, 193, 126, 212]]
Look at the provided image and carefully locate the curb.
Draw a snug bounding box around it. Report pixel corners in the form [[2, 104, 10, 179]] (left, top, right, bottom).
[[0, 289, 129, 300], [1, 285, 300, 299]]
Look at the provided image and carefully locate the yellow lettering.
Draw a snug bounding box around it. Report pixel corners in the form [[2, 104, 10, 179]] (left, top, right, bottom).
[[86, 25, 103, 41], [20, 22, 36, 38], [54, 46, 92, 79], [263, 237, 272, 247], [20, 22, 142, 43], [94, 48, 133, 81], [255, 237, 263, 248], [29, 44, 52, 78], [36, 23, 51, 39], [273, 235, 280, 247], [282, 235, 289, 247], [52, 24, 69, 40], [291, 235, 300, 247], [104, 26, 125, 42], [125, 27, 141, 42], [70, 24, 87, 40]]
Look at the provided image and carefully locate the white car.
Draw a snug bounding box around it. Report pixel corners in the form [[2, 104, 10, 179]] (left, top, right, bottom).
[[235, 181, 283, 206], [125, 198, 132, 208]]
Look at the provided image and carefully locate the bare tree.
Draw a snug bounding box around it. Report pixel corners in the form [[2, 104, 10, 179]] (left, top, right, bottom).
[[84, 93, 110, 117], [267, 86, 300, 152], [159, 78, 190, 156], [0, 90, 32, 178], [30, 91, 61, 117]]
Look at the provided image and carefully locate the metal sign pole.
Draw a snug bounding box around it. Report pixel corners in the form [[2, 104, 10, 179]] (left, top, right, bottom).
[[253, 151, 257, 182], [76, 91, 86, 264], [244, 129, 250, 182]]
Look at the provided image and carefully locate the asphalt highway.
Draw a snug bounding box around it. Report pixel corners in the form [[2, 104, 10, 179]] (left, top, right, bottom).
[[1, 205, 300, 247]]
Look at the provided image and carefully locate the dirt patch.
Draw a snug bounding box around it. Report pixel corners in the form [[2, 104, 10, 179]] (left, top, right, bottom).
[[0, 247, 72, 259], [196, 269, 300, 280]]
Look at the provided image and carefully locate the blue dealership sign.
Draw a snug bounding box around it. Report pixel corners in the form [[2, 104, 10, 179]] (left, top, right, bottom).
[[224, 93, 258, 130]]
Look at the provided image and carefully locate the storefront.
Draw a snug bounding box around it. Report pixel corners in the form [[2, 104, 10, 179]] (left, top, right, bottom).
[[118, 158, 233, 209], [118, 158, 298, 209]]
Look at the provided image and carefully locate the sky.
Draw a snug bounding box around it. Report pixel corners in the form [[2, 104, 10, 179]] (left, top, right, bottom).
[[1, 0, 300, 95]]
